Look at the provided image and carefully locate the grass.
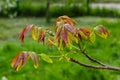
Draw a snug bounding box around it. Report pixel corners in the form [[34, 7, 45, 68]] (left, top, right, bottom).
[[0, 16, 120, 80]]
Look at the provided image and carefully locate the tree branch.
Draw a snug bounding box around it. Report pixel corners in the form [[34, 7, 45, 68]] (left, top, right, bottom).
[[81, 51, 106, 66], [40, 54, 120, 72], [49, 56, 61, 58], [43, 40, 120, 72], [77, 42, 107, 66], [70, 58, 120, 72]]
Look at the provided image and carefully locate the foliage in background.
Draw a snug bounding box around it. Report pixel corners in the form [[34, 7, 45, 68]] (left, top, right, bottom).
[[19, 0, 120, 3], [18, 4, 120, 18], [0, 0, 17, 18]]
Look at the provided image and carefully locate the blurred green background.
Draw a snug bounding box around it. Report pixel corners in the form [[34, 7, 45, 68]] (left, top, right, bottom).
[[0, 0, 120, 80]]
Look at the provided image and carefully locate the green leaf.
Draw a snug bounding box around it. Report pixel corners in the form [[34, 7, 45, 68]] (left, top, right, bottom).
[[68, 32, 78, 43], [78, 31, 88, 40], [89, 32, 96, 43], [29, 52, 40, 69], [40, 53, 53, 63]]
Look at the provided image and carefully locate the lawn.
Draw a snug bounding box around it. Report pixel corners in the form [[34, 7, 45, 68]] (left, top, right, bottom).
[[0, 16, 120, 80]]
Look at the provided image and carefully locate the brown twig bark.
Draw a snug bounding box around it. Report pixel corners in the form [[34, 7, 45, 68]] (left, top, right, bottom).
[[77, 41, 106, 66], [81, 50, 106, 66], [74, 42, 120, 71], [48, 55, 120, 72], [70, 58, 120, 72], [47, 35, 120, 72]]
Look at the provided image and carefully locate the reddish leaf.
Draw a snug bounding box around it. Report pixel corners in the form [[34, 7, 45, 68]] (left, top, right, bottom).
[[11, 51, 40, 71], [55, 27, 62, 41], [54, 15, 75, 32], [62, 28, 68, 44], [78, 33, 82, 41], [59, 15, 75, 26], [38, 30, 46, 44], [54, 16, 77, 49], [19, 24, 33, 45], [79, 27, 91, 36], [64, 24, 76, 34], [11, 51, 29, 71]]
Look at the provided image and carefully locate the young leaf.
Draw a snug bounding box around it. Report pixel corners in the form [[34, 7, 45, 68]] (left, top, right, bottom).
[[40, 53, 53, 63], [68, 32, 78, 43], [94, 25, 109, 39], [38, 30, 46, 44], [11, 51, 41, 71], [64, 24, 75, 34], [79, 27, 91, 36], [59, 15, 76, 26], [55, 27, 62, 41], [76, 27, 92, 40], [62, 28, 68, 44], [78, 30, 88, 40], [77, 33, 82, 41], [47, 37, 57, 47], [32, 26, 39, 40], [54, 16, 77, 49], [89, 32, 96, 43], [46, 37, 54, 48], [11, 51, 29, 71], [19, 24, 33, 45], [58, 36, 64, 50], [29, 52, 40, 68], [54, 15, 75, 32]]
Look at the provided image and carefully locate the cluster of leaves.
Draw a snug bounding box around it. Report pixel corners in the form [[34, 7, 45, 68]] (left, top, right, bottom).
[[11, 51, 53, 71], [11, 16, 109, 71]]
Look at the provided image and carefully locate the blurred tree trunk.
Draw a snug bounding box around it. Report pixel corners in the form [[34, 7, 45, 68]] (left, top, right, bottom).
[[46, 0, 50, 23], [86, 0, 90, 15], [16, 0, 20, 16]]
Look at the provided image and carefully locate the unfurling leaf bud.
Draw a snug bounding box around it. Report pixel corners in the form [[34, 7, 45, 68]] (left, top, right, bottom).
[[94, 25, 109, 39]]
